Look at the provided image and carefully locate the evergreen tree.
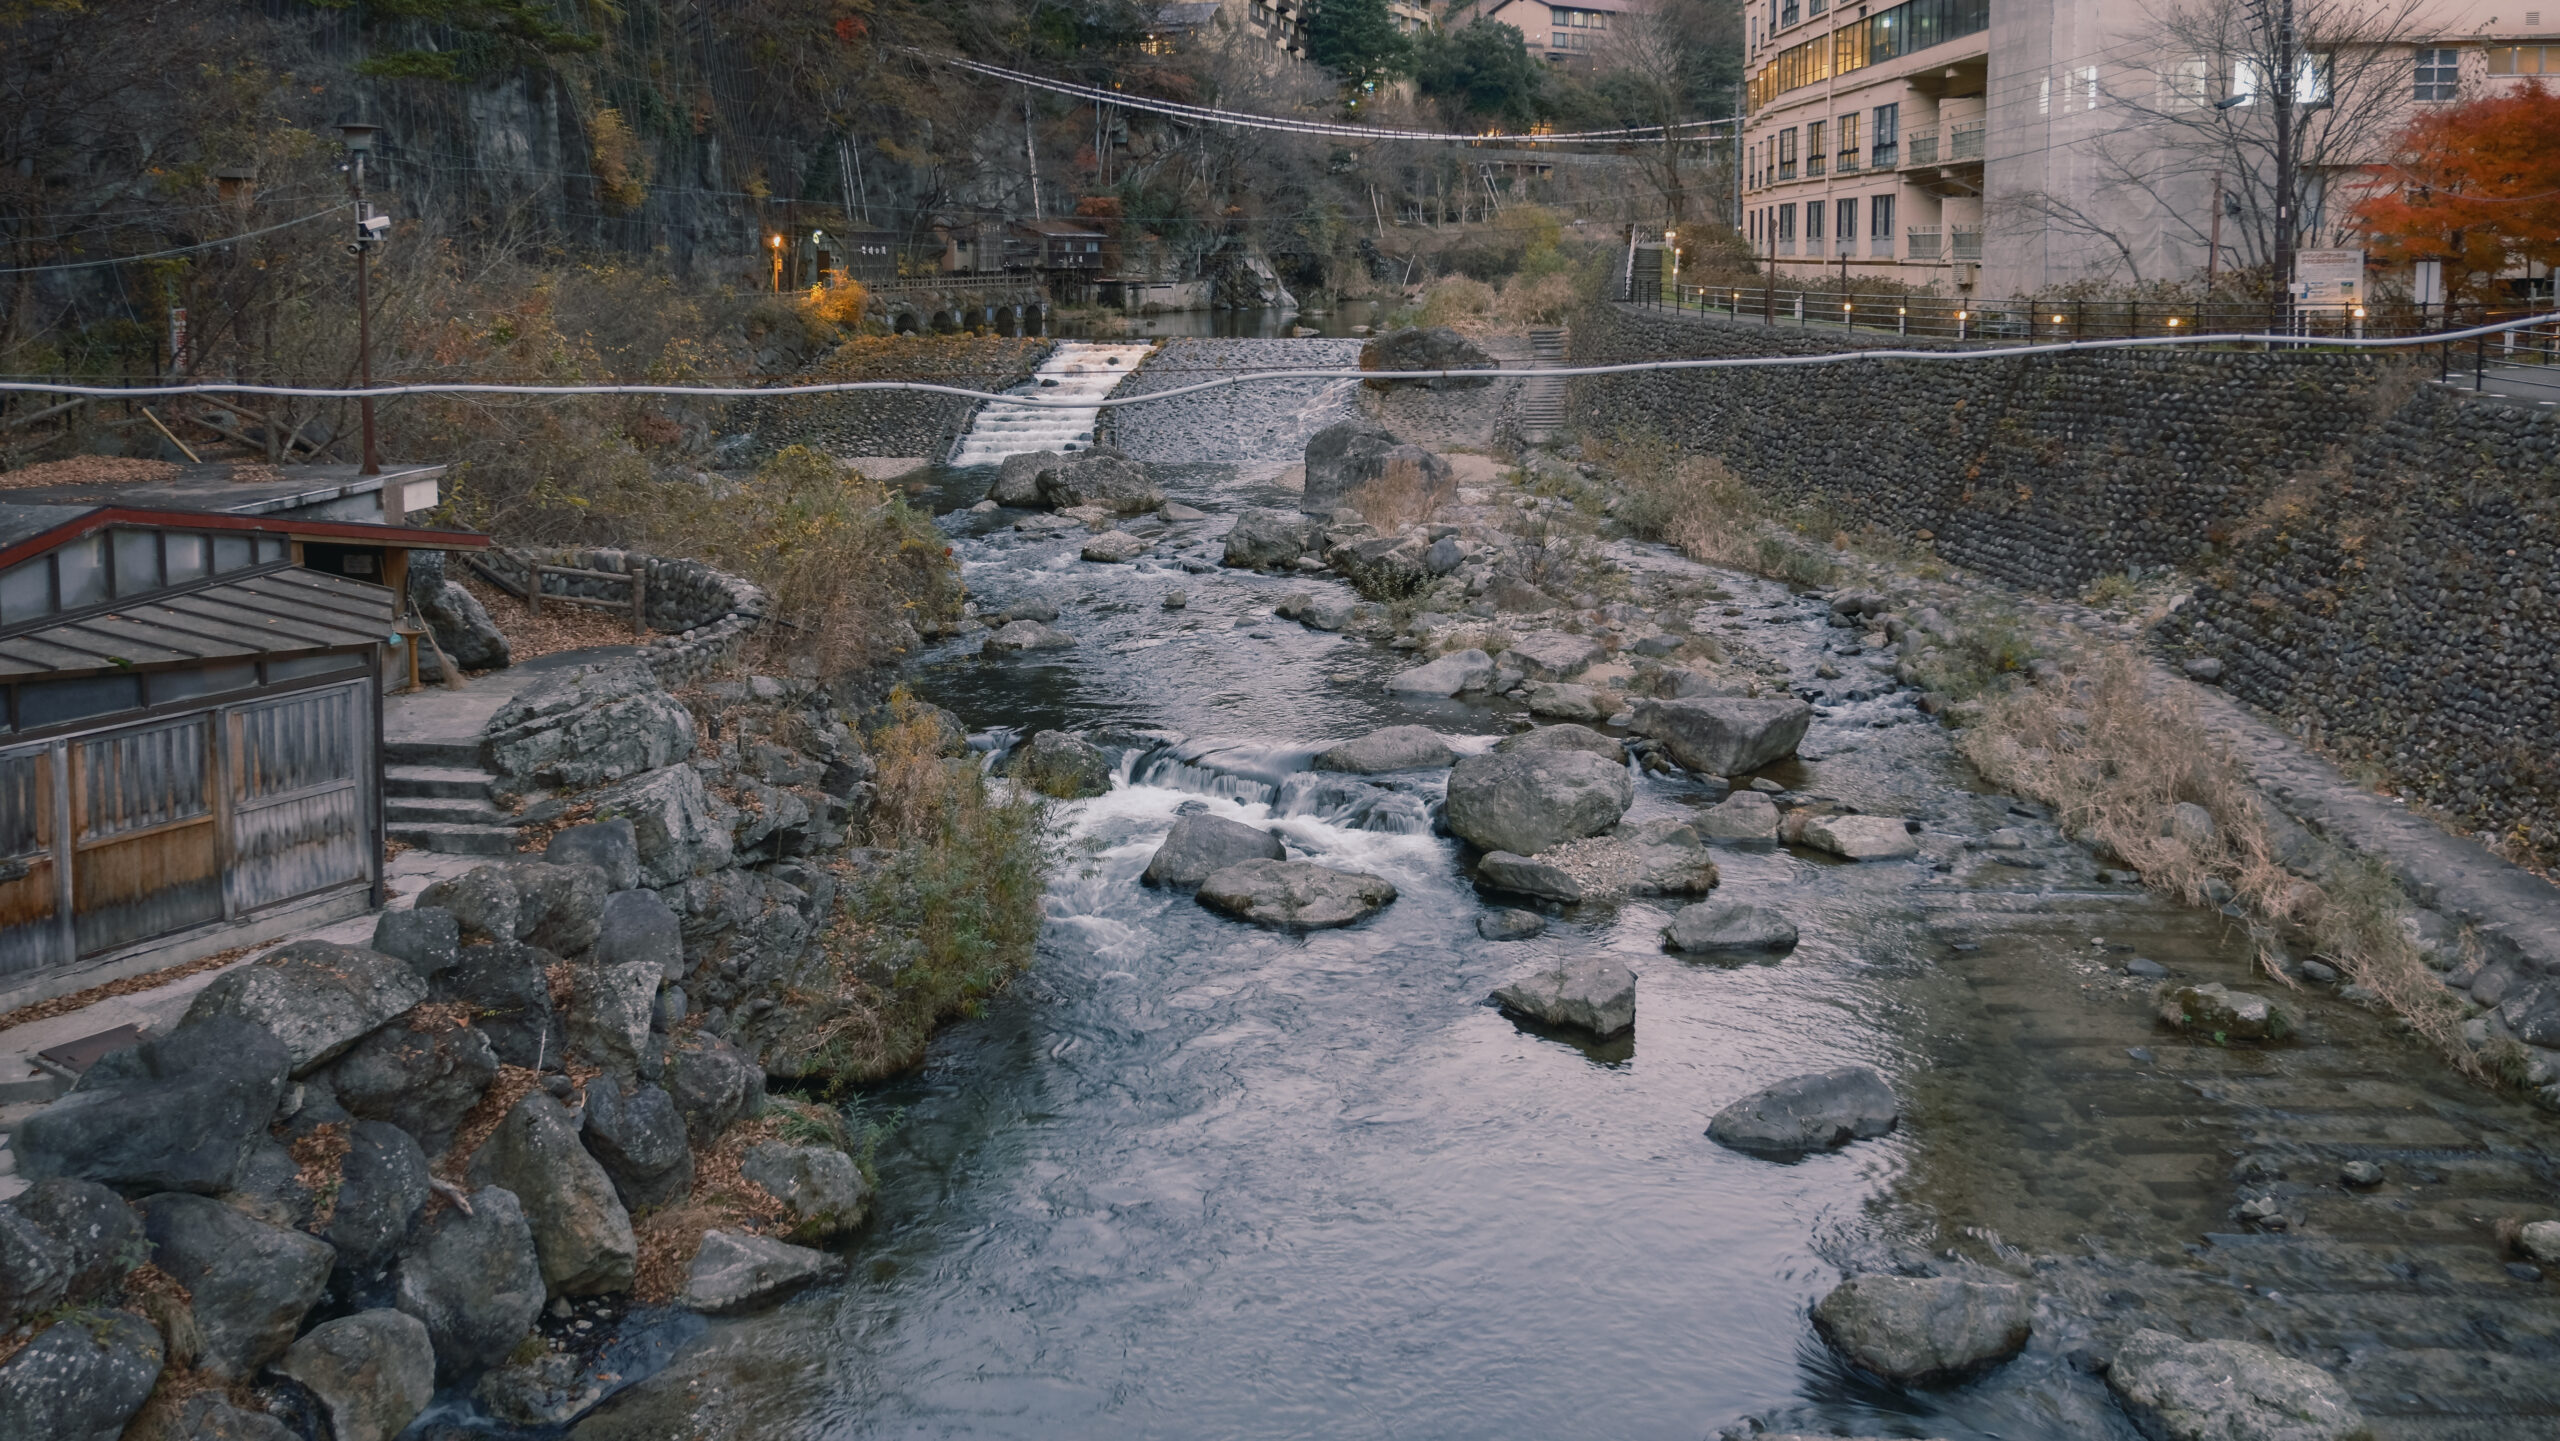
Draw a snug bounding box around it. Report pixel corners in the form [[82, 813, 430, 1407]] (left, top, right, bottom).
[[1304, 0, 1412, 92]]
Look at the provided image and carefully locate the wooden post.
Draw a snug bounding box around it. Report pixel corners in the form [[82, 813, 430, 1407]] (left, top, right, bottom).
[[527, 561, 541, 618], [631, 568, 648, 639]]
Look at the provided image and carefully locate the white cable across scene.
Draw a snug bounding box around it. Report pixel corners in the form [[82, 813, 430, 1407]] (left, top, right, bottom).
[[0, 205, 353, 275], [1, 315, 2548, 410]]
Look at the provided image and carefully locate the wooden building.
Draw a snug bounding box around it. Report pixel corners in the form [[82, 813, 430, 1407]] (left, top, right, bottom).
[[0, 501, 487, 1007]]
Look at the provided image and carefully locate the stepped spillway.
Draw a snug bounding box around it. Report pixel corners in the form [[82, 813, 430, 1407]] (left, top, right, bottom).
[[946, 340, 1157, 467]]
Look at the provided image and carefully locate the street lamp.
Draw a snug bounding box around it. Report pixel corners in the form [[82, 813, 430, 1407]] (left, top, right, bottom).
[[770, 234, 784, 294], [338, 117, 384, 478]]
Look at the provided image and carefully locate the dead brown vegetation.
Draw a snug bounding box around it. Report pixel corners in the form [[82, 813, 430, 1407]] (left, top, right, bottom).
[[1345, 451, 1456, 532]]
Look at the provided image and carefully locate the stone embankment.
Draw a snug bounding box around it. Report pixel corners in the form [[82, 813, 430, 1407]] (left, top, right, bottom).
[[744, 335, 1052, 462], [1571, 302, 2559, 868], [0, 543, 968, 1433]]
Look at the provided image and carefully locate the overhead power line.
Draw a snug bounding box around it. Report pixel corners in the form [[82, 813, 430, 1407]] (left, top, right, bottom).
[[2, 313, 2549, 409], [919, 51, 1742, 145], [0, 205, 353, 275]]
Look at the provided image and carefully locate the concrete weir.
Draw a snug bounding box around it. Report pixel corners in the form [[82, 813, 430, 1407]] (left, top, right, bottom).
[[946, 340, 1156, 467]]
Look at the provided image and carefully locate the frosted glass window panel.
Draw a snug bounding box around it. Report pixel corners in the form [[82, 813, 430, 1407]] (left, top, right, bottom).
[[56, 536, 107, 609], [0, 558, 50, 625], [163, 533, 208, 583], [112, 530, 160, 596]]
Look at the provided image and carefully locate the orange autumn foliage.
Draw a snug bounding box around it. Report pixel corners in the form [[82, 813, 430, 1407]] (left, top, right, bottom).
[[2348, 79, 2560, 304]]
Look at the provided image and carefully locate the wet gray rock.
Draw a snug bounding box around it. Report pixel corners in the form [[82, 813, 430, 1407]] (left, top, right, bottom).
[[1629, 696, 1812, 777], [983, 618, 1079, 654], [0, 1307, 163, 1441], [1315, 725, 1455, 774], [1385, 647, 1494, 695], [1801, 814, 1921, 862], [1695, 791, 1781, 841], [598, 888, 684, 984], [565, 955, 662, 1080], [547, 819, 643, 893], [990, 450, 1066, 507], [1081, 530, 1151, 563], [2518, 1220, 2560, 1263], [684, 1230, 845, 1315], [2157, 982, 2299, 1042], [1444, 749, 1634, 857], [180, 940, 428, 1075], [394, 1185, 546, 1378], [1477, 909, 1546, 941], [422, 578, 510, 670], [1329, 534, 1433, 600], [587, 764, 734, 888], [6, 1179, 142, 1317], [15, 1015, 289, 1195], [1039, 451, 1164, 514], [1302, 417, 1399, 515], [429, 942, 562, 1071], [1502, 631, 1605, 682], [372, 906, 462, 981], [1812, 1275, 2033, 1385], [2163, 800, 2219, 849], [581, 1081, 694, 1213], [475, 1347, 610, 1429], [325, 1122, 432, 1278], [1223, 507, 1308, 569], [467, 1092, 637, 1296], [166, 1393, 295, 1441], [1476, 851, 1584, 904], [1009, 729, 1114, 798], [416, 866, 520, 943], [330, 1019, 500, 1156], [1492, 958, 1637, 1038], [740, 1142, 870, 1243], [274, 1309, 437, 1441], [1142, 814, 1287, 888], [1197, 859, 1398, 929], [1707, 1067, 1900, 1157], [2496, 980, 2560, 1047], [512, 861, 609, 956], [2104, 1329, 2366, 1441], [664, 1032, 766, 1147], [1495, 723, 1623, 760], [485, 660, 695, 790], [1663, 902, 1798, 955], [1361, 326, 1495, 389], [1524, 681, 1608, 721], [137, 1192, 334, 1377]]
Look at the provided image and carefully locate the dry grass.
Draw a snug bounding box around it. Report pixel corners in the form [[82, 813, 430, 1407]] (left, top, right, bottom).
[[458, 573, 652, 663], [0, 455, 181, 489], [1416, 276, 1497, 330], [1589, 435, 1838, 589], [0, 944, 254, 1036], [435, 1064, 544, 1185], [287, 1123, 350, 1230], [1345, 450, 1457, 532], [1962, 646, 2473, 1072], [631, 1115, 791, 1304]]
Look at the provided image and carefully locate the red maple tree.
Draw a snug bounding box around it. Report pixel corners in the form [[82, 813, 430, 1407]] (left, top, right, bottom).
[[2347, 79, 2560, 304]]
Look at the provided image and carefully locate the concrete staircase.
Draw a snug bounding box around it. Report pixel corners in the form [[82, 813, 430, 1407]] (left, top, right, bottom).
[[1519, 327, 1567, 440], [385, 737, 518, 856]]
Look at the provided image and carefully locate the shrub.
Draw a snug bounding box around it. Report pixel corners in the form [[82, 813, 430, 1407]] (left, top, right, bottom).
[[1417, 276, 1496, 328], [1345, 450, 1456, 531]]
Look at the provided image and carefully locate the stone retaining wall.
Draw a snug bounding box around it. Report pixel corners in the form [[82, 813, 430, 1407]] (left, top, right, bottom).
[[1571, 302, 2560, 861], [523, 547, 768, 686]]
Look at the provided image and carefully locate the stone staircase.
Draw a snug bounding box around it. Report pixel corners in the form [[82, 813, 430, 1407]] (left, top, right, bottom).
[[384, 737, 518, 856], [1519, 327, 1567, 440]]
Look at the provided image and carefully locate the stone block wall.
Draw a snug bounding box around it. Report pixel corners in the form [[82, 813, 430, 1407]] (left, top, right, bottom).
[[1571, 302, 2560, 859], [530, 548, 769, 686]]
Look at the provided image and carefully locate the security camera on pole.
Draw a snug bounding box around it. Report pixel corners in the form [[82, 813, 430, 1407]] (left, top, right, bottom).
[[339, 115, 386, 478]]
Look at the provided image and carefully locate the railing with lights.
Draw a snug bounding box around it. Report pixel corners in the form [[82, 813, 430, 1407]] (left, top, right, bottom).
[[1653, 285, 2558, 351]]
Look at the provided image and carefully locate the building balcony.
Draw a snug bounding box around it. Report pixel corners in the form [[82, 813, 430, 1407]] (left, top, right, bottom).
[[1903, 129, 1937, 167], [1950, 123, 1984, 161], [1907, 226, 1940, 260], [1950, 228, 1983, 260], [1836, 152, 1860, 174]]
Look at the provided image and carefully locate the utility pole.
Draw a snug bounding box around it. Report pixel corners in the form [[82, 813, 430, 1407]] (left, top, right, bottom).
[[1023, 90, 1043, 220], [2207, 170, 2225, 291], [338, 118, 383, 478]]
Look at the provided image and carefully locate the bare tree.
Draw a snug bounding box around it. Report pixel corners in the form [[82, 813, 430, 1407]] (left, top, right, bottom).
[[1991, 0, 2430, 291], [1596, 0, 1741, 226]]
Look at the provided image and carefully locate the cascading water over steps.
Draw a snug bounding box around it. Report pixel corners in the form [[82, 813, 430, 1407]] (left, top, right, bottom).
[[947, 340, 1159, 467]]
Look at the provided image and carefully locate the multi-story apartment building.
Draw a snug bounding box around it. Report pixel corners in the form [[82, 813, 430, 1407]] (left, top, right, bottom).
[[1740, 0, 2556, 297], [1446, 0, 1642, 67]]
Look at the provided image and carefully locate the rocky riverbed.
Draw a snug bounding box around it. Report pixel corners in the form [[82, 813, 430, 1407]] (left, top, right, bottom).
[[563, 336, 2560, 1440]]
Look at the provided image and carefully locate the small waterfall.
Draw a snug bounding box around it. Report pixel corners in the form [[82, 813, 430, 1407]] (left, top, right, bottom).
[[947, 341, 1158, 467]]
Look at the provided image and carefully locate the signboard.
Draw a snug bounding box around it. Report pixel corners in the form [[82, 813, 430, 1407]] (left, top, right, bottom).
[[2294, 248, 2365, 311]]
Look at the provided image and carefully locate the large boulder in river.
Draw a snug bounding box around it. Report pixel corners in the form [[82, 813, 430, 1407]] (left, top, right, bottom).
[[1315, 725, 1454, 774], [2104, 1329, 2367, 1441], [1328, 534, 1433, 600], [1495, 724, 1623, 760], [180, 940, 428, 1075], [1501, 631, 1605, 683], [982, 619, 1078, 655], [2156, 982, 2299, 1043], [1387, 647, 1494, 695], [739, 1142, 870, 1244], [1663, 902, 1798, 956], [1629, 696, 1812, 777], [1444, 749, 1632, 857], [1800, 814, 1920, 862], [1009, 729, 1113, 798], [14, 1016, 288, 1196], [1360, 326, 1495, 390], [1812, 1275, 2033, 1385], [0, 1306, 164, 1441], [1707, 1066, 1900, 1157], [1222, 507, 1307, 569], [1197, 860, 1397, 929], [1302, 418, 1399, 516], [1143, 814, 1287, 888], [274, 1310, 437, 1441], [1038, 451, 1163, 514], [989, 450, 1066, 507], [685, 1230, 844, 1316], [1491, 958, 1636, 1039], [1695, 791, 1782, 841]]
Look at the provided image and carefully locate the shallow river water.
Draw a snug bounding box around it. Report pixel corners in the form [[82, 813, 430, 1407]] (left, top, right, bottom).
[[626, 349, 2560, 1441]]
